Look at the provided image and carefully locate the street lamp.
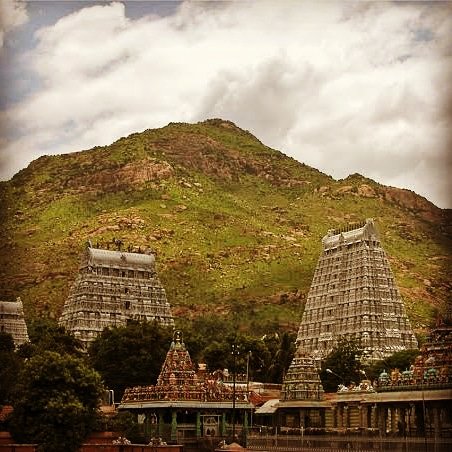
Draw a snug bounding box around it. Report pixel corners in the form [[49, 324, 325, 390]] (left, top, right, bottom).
[[326, 368, 344, 382], [231, 344, 240, 442]]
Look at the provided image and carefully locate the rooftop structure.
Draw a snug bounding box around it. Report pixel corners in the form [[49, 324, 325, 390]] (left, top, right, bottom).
[[295, 219, 417, 361], [122, 331, 248, 404], [0, 298, 29, 347], [120, 331, 252, 444], [377, 318, 451, 390], [59, 245, 174, 348]]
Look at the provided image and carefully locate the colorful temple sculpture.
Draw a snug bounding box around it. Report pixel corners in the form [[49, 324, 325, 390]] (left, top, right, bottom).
[[254, 318, 452, 442], [120, 331, 253, 444], [294, 219, 417, 361], [0, 298, 29, 347], [377, 309, 452, 389], [59, 244, 174, 348]]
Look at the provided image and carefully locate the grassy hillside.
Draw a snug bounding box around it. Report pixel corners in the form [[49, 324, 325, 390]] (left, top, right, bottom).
[[0, 119, 450, 335]]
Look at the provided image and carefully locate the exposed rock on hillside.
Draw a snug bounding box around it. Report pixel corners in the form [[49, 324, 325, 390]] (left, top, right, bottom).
[[0, 119, 450, 333]]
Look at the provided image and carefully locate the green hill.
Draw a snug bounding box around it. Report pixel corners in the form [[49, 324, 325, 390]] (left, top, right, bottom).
[[0, 119, 450, 334]]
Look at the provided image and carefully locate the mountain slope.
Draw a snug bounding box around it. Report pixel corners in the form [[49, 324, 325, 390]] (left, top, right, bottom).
[[0, 119, 450, 334]]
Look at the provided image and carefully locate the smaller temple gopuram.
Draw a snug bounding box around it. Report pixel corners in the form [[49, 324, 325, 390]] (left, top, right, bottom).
[[0, 298, 29, 347], [59, 244, 174, 348], [277, 352, 327, 429], [281, 352, 324, 402]]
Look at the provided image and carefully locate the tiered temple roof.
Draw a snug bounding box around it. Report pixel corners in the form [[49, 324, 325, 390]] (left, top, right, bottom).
[[0, 298, 29, 347], [295, 219, 417, 361], [122, 331, 248, 404], [281, 351, 324, 401], [59, 245, 174, 348]]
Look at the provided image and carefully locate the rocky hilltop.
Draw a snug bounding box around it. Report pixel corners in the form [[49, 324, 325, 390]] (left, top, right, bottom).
[[0, 119, 450, 334]]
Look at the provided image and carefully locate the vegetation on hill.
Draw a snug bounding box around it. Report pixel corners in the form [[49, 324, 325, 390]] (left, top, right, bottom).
[[0, 119, 450, 335]]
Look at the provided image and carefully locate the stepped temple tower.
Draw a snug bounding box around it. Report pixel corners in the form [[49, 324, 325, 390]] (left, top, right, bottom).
[[281, 352, 325, 401], [0, 298, 29, 347], [122, 330, 249, 403], [295, 219, 417, 362], [59, 245, 174, 348], [156, 330, 198, 389]]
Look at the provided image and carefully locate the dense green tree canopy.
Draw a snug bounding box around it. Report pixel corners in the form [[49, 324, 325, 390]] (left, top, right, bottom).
[[18, 318, 83, 359], [181, 317, 296, 383], [88, 320, 174, 401], [319, 339, 363, 392], [1, 320, 84, 407], [0, 332, 21, 405], [8, 351, 103, 452]]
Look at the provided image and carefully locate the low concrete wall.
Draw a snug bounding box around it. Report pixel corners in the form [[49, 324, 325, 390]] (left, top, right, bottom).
[[0, 446, 183, 452], [0, 433, 183, 452]]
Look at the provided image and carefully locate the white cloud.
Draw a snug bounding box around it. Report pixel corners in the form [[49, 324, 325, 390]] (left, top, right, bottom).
[[1, 0, 451, 208], [0, 0, 28, 48]]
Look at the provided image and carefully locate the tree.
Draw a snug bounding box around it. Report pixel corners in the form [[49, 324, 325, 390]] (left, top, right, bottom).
[[265, 332, 296, 383], [19, 318, 82, 358], [181, 317, 296, 383], [319, 339, 363, 392], [179, 315, 236, 365], [88, 320, 173, 401], [366, 349, 420, 381], [0, 332, 21, 405], [8, 351, 103, 452]]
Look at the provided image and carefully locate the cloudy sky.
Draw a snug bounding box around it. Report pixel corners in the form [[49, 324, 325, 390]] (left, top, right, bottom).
[[0, 1, 451, 208]]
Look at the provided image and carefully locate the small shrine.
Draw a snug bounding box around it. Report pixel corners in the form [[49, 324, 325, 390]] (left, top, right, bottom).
[[120, 331, 253, 444]]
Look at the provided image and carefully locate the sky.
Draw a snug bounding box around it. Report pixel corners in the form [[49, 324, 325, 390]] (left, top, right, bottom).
[[0, 1, 451, 208]]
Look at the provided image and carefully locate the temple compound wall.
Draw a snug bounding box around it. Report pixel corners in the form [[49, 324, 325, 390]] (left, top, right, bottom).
[[0, 298, 29, 347], [295, 218, 417, 362], [59, 245, 174, 348]]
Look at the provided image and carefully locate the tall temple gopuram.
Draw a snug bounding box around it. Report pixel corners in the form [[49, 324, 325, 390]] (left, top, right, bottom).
[[294, 219, 417, 362], [59, 245, 174, 348], [0, 298, 29, 347]]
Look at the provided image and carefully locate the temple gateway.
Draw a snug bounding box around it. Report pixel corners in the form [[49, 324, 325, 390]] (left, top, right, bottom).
[[294, 218, 417, 362], [0, 298, 29, 347], [59, 245, 174, 348]]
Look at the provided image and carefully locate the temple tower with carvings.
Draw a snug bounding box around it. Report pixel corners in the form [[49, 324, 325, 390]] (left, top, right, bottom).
[[294, 219, 417, 362], [0, 298, 29, 347], [59, 245, 174, 348]]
